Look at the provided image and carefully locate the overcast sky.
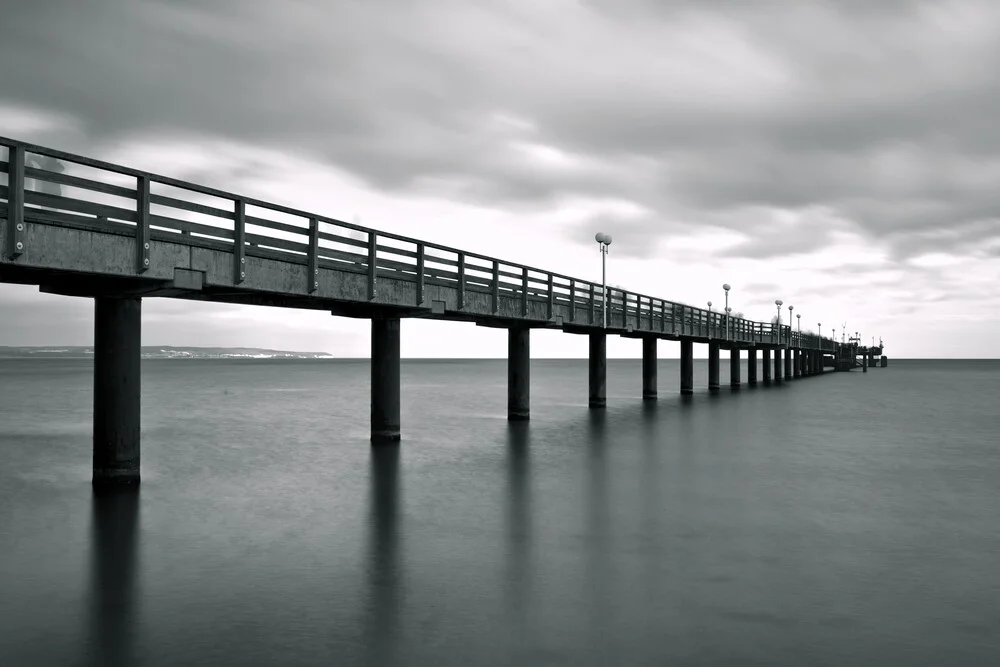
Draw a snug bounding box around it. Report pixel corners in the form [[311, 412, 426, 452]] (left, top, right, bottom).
[[2, 0, 998, 358]]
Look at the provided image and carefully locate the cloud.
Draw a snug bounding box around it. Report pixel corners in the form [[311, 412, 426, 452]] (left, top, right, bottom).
[[3, 0, 1000, 355], [4, 0, 999, 249]]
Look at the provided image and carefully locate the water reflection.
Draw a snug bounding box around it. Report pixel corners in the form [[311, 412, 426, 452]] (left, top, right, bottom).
[[86, 487, 139, 667], [504, 421, 532, 628], [585, 408, 611, 659], [364, 446, 402, 666]]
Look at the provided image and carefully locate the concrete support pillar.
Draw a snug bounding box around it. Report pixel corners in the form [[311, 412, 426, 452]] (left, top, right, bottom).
[[680, 339, 694, 395], [794, 349, 801, 377], [508, 327, 530, 420], [802, 351, 810, 376], [730, 348, 741, 387], [371, 317, 401, 442], [93, 297, 142, 487], [784, 348, 792, 380], [863, 351, 868, 373], [762, 349, 772, 383], [708, 342, 720, 392], [589, 333, 606, 409], [641, 337, 657, 400], [773, 348, 782, 383], [747, 348, 758, 386]]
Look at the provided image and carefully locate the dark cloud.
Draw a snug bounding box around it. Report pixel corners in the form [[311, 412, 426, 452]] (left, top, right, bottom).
[[3, 0, 1000, 263]]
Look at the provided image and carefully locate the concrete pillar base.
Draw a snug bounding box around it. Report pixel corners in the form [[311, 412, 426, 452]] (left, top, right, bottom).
[[708, 342, 720, 392], [680, 340, 694, 395], [371, 317, 401, 443], [589, 333, 606, 409], [642, 337, 657, 400], [93, 296, 142, 487], [508, 327, 530, 421]]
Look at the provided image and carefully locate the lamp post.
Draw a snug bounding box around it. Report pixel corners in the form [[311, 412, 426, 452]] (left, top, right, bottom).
[[594, 232, 612, 328], [818, 323, 822, 349], [775, 299, 783, 342], [723, 283, 731, 341], [787, 305, 794, 346], [796, 313, 801, 334]]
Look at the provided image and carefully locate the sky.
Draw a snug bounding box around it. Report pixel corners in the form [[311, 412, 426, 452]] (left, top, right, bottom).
[[1, 0, 998, 358]]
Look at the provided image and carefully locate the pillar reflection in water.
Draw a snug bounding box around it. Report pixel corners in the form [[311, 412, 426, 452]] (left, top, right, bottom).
[[364, 446, 402, 665], [504, 421, 533, 629], [86, 487, 139, 667], [585, 409, 612, 659]]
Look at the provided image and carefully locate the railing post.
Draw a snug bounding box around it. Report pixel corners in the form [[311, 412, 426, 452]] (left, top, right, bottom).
[[547, 274, 554, 319], [660, 300, 666, 332], [647, 297, 654, 330], [521, 267, 528, 316], [569, 281, 576, 322], [135, 175, 150, 274], [233, 199, 245, 284], [367, 232, 377, 300], [5, 145, 25, 259], [416, 243, 425, 305], [307, 217, 319, 293], [457, 252, 466, 310], [621, 290, 629, 328], [589, 283, 596, 324], [491, 260, 499, 313]]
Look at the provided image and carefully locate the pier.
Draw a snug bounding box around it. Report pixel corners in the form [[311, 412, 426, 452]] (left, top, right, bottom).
[[0, 137, 877, 486]]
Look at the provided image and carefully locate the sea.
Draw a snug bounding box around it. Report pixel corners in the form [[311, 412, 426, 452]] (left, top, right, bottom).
[[1, 357, 998, 666]]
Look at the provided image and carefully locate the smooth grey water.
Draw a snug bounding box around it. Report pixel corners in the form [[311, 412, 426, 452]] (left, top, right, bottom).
[[1, 358, 998, 666]]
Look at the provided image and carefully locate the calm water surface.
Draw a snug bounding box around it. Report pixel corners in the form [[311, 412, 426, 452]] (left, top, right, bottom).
[[1, 358, 998, 666]]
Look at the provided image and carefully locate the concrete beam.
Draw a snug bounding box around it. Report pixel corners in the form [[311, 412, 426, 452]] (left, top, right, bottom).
[[92, 296, 142, 487], [508, 327, 530, 421], [371, 317, 401, 443]]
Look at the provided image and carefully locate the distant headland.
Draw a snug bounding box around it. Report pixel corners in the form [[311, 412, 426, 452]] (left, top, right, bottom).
[[0, 346, 334, 359]]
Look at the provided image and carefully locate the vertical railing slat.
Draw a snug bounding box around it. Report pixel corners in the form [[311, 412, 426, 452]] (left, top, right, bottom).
[[491, 260, 499, 313], [5, 145, 25, 259], [547, 274, 554, 319], [233, 199, 245, 284], [307, 216, 319, 293], [367, 232, 377, 300], [135, 175, 150, 273], [416, 243, 425, 305], [521, 267, 528, 316], [569, 281, 576, 322], [457, 252, 466, 310], [590, 283, 596, 325]]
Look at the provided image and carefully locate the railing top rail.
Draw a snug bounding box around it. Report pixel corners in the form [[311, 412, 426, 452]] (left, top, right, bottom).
[[0, 136, 815, 331]]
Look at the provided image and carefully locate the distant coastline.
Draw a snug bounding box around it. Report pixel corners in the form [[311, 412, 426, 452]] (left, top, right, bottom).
[[0, 346, 335, 360]]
